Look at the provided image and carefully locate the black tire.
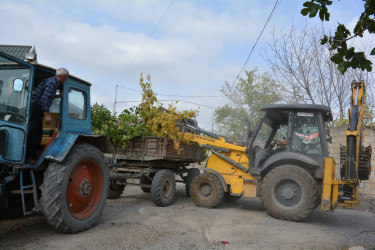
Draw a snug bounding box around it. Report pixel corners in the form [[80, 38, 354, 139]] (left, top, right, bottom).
[[40, 143, 109, 233], [151, 169, 176, 207], [108, 180, 126, 199], [185, 168, 200, 197], [140, 174, 151, 193], [190, 173, 224, 208], [223, 192, 241, 202], [261, 165, 318, 221]]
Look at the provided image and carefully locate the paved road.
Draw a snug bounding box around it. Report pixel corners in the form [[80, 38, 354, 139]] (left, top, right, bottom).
[[1, 184, 375, 249]]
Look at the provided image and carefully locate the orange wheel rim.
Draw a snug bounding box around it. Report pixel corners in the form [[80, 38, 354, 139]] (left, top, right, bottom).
[[66, 159, 103, 219]]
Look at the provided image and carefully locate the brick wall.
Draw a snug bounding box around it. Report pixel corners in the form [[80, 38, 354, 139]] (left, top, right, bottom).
[[329, 126, 375, 199]]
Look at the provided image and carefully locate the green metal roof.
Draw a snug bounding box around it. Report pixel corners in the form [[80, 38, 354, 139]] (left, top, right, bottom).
[[0, 45, 33, 63]]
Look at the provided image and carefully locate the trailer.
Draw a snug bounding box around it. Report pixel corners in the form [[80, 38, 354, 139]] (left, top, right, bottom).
[[107, 136, 204, 206]]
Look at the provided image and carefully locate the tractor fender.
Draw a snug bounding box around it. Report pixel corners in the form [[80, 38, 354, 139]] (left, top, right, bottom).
[[204, 168, 229, 192], [259, 151, 321, 177], [43, 132, 113, 163]]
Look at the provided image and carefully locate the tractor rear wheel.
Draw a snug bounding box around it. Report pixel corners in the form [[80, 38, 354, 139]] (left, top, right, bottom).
[[190, 173, 224, 208], [41, 143, 109, 233], [151, 169, 176, 207], [185, 168, 200, 197], [261, 165, 318, 221]]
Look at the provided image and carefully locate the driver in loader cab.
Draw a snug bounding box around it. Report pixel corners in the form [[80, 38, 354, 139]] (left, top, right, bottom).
[[26, 68, 68, 164]]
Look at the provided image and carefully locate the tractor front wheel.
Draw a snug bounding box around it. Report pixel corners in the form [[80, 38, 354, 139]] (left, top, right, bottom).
[[41, 143, 109, 233]]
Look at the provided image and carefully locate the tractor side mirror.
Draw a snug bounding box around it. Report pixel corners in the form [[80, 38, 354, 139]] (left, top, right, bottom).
[[13, 78, 24, 92]]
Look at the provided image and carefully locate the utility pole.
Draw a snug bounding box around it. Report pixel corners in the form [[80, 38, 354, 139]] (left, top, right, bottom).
[[113, 84, 118, 115]]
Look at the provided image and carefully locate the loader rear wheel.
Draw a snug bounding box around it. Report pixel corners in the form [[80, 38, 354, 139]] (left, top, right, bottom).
[[151, 169, 176, 207], [190, 173, 224, 208], [185, 168, 200, 197], [41, 143, 109, 233], [261, 165, 318, 221], [108, 180, 125, 199]]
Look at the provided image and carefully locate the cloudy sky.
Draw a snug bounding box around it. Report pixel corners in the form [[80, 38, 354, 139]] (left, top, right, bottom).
[[0, 0, 367, 129]]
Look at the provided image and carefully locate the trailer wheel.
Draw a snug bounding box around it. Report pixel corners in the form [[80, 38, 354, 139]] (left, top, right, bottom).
[[41, 143, 109, 233], [185, 168, 200, 197], [190, 173, 224, 208], [151, 169, 176, 207], [261, 165, 318, 221], [140, 174, 151, 193], [108, 180, 125, 199]]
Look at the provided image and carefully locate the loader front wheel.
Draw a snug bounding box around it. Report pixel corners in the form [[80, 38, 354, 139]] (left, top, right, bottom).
[[261, 165, 318, 221], [41, 143, 109, 233], [151, 169, 176, 207], [190, 173, 224, 208]]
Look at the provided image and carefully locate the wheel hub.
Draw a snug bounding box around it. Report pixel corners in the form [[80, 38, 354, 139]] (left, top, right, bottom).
[[200, 184, 212, 197], [79, 180, 92, 198], [275, 180, 302, 207], [281, 185, 296, 200]]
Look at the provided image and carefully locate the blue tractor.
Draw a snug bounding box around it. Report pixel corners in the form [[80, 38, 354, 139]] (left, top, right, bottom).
[[0, 51, 112, 233]]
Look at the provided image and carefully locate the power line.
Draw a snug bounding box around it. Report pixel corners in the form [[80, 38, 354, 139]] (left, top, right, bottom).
[[114, 0, 175, 113], [117, 85, 223, 98], [203, 0, 280, 129], [116, 99, 216, 109], [119, 0, 175, 79]]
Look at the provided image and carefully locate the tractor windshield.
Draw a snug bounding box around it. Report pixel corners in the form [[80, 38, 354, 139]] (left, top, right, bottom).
[[0, 68, 30, 124]]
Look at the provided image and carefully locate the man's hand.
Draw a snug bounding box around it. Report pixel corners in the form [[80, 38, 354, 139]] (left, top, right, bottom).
[[55, 91, 64, 98], [45, 112, 52, 125]]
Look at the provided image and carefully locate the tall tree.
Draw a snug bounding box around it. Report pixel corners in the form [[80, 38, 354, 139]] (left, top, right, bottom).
[[264, 24, 373, 123], [301, 0, 375, 74], [214, 69, 282, 142]]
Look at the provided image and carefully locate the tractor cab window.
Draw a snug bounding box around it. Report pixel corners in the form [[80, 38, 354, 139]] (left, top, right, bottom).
[[292, 112, 322, 155], [68, 88, 87, 120], [0, 68, 30, 124]]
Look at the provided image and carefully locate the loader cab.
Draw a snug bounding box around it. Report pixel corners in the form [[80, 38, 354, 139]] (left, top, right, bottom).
[[248, 104, 332, 178], [0, 51, 92, 165]]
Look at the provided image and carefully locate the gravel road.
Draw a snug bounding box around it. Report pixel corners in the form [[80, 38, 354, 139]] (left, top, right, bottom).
[[1, 184, 375, 250]]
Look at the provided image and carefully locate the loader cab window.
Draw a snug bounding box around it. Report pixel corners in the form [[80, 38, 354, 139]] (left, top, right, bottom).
[[253, 119, 273, 149], [292, 112, 322, 155]]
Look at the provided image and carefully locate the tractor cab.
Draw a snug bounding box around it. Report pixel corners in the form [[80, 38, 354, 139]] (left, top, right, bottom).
[[247, 104, 333, 179], [0, 50, 92, 166]]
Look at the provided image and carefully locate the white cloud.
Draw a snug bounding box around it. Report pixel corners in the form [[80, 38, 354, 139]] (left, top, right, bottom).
[[1, 0, 367, 129]]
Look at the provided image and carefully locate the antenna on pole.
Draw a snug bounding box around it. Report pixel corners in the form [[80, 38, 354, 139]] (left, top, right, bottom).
[[113, 84, 118, 115]]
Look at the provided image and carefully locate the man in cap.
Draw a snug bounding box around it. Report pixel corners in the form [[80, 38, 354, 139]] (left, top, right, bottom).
[[26, 68, 69, 163]]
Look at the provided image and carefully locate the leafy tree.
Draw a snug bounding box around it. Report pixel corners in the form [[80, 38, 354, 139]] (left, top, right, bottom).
[[91, 103, 113, 133], [214, 69, 282, 142], [301, 0, 375, 73], [91, 74, 198, 153]]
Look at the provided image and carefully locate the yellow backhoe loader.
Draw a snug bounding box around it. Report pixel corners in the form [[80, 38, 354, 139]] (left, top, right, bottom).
[[185, 81, 371, 221]]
